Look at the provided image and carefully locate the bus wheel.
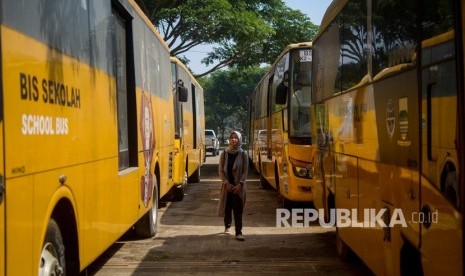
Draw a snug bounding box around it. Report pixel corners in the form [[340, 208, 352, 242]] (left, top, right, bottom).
[[173, 171, 187, 201], [442, 165, 458, 207], [325, 193, 335, 223], [135, 178, 159, 238], [400, 240, 423, 275], [336, 227, 353, 262], [188, 167, 201, 183], [254, 154, 261, 175], [281, 196, 293, 209], [259, 174, 269, 189], [39, 219, 65, 276]]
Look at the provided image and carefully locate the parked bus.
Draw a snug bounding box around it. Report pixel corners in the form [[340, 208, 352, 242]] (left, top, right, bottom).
[[248, 42, 315, 207], [170, 57, 205, 201], [312, 0, 464, 274], [0, 0, 181, 274]]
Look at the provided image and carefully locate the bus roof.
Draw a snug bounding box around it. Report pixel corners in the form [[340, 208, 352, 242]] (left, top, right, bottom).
[[276, 42, 313, 65], [314, 0, 348, 42], [252, 42, 313, 94], [129, 0, 170, 52], [170, 56, 204, 91], [422, 30, 455, 48]]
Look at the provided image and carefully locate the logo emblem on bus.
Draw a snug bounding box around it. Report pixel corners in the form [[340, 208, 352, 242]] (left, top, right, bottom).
[[397, 97, 411, 146], [398, 98, 408, 140], [386, 99, 395, 139]]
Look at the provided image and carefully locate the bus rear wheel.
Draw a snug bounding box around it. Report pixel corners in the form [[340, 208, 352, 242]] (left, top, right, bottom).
[[336, 228, 354, 262], [188, 167, 201, 183], [172, 171, 187, 201], [259, 174, 270, 189], [135, 178, 159, 238], [39, 219, 66, 276], [281, 196, 293, 209]]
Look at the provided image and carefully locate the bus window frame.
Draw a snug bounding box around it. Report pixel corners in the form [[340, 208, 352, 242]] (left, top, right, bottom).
[[288, 48, 313, 139]]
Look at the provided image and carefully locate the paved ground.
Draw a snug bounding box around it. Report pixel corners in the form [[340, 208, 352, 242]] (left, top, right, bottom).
[[84, 152, 372, 275]]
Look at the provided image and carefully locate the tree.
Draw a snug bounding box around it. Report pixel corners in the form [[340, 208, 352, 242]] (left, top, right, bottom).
[[135, 0, 318, 77], [199, 66, 269, 143]]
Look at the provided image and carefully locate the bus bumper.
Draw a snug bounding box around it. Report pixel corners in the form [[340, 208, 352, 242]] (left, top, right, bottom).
[[280, 170, 314, 202]]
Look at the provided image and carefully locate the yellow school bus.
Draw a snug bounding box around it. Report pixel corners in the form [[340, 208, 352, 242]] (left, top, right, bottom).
[[248, 42, 316, 207], [0, 0, 179, 274], [170, 57, 205, 200], [312, 0, 464, 274]]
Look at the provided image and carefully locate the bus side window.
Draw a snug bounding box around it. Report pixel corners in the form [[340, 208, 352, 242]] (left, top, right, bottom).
[[113, 8, 138, 170], [421, 0, 458, 208]]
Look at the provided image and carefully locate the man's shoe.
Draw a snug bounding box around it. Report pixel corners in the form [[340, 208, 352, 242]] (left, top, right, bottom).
[[224, 227, 231, 234], [236, 235, 245, 241]]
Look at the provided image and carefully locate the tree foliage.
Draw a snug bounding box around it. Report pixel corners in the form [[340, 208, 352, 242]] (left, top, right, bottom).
[[135, 0, 318, 77], [199, 66, 269, 142]]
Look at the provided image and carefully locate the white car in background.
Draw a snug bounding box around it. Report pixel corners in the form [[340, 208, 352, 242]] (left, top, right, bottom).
[[205, 129, 219, 156]]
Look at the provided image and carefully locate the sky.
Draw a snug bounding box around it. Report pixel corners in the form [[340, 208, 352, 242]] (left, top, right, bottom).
[[184, 0, 333, 75]]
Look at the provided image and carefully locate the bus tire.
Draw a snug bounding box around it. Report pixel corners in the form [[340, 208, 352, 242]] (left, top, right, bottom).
[[400, 240, 423, 275], [281, 196, 293, 209], [39, 219, 66, 276], [325, 192, 335, 223], [188, 167, 201, 183], [172, 171, 188, 201], [259, 174, 269, 189], [275, 163, 281, 194], [135, 178, 159, 238], [336, 227, 353, 262], [441, 164, 458, 207], [254, 154, 261, 175], [172, 186, 185, 201]]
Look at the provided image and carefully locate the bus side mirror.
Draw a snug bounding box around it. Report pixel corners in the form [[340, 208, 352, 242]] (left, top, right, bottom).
[[177, 80, 188, 102], [276, 82, 287, 105], [178, 86, 188, 102]]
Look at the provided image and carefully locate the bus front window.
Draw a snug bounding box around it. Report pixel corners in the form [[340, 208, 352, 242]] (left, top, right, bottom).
[[290, 49, 312, 138]]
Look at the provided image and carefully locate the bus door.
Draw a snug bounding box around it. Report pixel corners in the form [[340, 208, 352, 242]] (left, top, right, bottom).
[[460, 0, 465, 270], [263, 75, 274, 184], [192, 84, 198, 151], [419, 1, 462, 273], [171, 63, 184, 143], [176, 94, 184, 148], [0, 118, 4, 276], [0, 29, 5, 276]]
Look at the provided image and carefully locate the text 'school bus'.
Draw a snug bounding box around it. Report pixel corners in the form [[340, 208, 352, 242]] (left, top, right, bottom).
[[312, 0, 465, 275], [0, 0, 182, 274], [248, 42, 315, 207], [170, 57, 205, 201]]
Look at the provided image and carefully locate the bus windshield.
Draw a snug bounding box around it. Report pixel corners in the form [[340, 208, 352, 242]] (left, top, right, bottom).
[[289, 48, 312, 137]]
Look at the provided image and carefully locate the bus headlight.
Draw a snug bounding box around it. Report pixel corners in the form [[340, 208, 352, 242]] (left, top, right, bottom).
[[290, 158, 313, 179], [295, 167, 309, 177], [292, 165, 313, 179]]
